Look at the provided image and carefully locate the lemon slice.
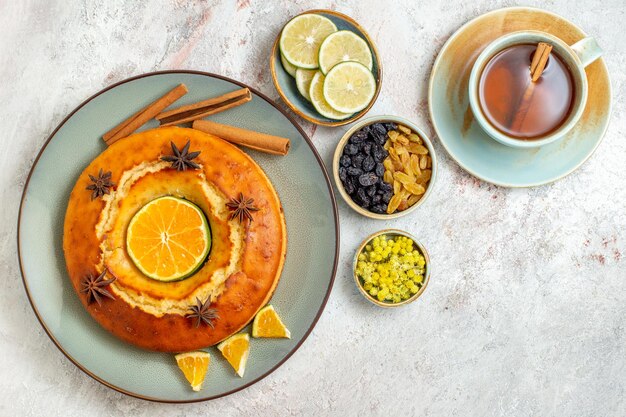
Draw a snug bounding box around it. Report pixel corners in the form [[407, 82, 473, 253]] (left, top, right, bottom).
[[280, 53, 297, 77], [217, 333, 250, 377], [309, 71, 351, 120], [175, 351, 210, 392], [295, 68, 317, 101], [252, 305, 291, 338], [279, 14, 337, 69], [323, 61, 376, 113], [318, 30, 373, 75], [126, 196, 211, 282]]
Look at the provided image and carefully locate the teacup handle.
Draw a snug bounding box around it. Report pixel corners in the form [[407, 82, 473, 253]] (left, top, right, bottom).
[[570, 37, 603, 67]]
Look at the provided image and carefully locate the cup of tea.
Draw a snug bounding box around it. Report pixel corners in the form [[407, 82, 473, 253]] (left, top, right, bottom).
[[468, 30, 602, 148]]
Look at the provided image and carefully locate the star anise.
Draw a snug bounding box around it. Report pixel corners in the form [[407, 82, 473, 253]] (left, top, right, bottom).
[[86, 169, 115, 200], [161, 140, 201, 171], [226, 192, 260, 223], [80, 269, 116, 306], [186, 297, 219, 328]]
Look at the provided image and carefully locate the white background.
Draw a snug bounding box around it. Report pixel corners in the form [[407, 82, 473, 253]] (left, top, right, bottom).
[[1, 1, 624, 416]]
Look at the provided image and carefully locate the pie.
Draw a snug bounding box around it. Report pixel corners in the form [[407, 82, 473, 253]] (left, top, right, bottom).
[[63, 127, 287, 352]]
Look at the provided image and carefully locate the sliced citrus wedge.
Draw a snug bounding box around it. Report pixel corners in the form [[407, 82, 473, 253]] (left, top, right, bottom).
[[217, 333, 250, 377], [323, 61, 376, 113], [318, 30, 373, 75], [126, 196, 211, 282], [280, 53, 298, 77], [309, 71, 352, 120], [295, 68, 317, 101], [279, 13, 337, 69], [252, 305, 291, 338], [175, 351, 210, 392]]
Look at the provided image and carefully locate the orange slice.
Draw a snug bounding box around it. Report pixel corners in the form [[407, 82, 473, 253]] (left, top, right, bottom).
[[252, 305, 291, 338], [126, 196, 211, 282], [175, 351, 210, 391], [217, 333, 250, 377]]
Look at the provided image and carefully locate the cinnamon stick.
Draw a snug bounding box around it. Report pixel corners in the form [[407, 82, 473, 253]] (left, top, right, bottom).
[[509, 42, 553, 131], [192, 120, 290, 156], [530, 42, 553, 82], [156, 88, 252, 126], [103, 84, 188, 146]]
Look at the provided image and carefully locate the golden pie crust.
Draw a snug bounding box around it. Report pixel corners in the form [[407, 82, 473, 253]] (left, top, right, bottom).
[[63, 127, 286, 352]]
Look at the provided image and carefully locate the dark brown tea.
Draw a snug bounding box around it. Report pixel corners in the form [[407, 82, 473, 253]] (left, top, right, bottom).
[[478, 44, 575, 140]]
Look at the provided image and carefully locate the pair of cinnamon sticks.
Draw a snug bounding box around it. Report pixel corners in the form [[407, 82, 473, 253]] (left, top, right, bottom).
[[102, 83, 289, 155], [510, 42, 553, 131]]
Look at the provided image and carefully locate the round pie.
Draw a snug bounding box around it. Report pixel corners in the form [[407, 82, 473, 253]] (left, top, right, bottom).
[[63, 127, 287, 352]]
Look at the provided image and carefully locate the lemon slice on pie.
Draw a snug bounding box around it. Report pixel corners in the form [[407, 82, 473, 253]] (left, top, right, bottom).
[[279, 14, 337, 69], [175, 351, 210, 392], [217, 333, 250, 377], [126, 196, 211, 282], [295, 68, 317, 101], [252, 305, 291, 338], [309, 71, 351, 120], [323, 61, 376, 113], [318, 30, 373, 74]]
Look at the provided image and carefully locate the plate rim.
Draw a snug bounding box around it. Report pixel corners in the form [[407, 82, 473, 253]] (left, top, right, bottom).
[[16, 69, 340, 403], [427, 6, 613, 188]]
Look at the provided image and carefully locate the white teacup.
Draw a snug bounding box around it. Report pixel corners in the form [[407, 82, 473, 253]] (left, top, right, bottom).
[[468, 30, 602, 148]]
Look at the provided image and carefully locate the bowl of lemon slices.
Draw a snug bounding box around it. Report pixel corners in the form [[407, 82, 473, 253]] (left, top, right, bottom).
[[270, 9, 382, 127]]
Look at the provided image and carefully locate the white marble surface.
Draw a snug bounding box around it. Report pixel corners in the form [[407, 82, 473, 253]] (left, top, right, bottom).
[[1, 1, 625, 416]]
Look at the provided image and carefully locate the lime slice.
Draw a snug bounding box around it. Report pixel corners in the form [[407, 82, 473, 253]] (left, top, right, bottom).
[[295, 68, 317, 101], [323, 61, 376, 113], [280, 53, 297, 77], [279, 14, 337, 69], [318, 30, 373, 74], [309, 71, 351, 120]]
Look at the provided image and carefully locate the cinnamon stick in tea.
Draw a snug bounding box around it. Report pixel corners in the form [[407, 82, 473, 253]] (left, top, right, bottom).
[[156, 88, 252, 126], [103, 84, 188, 146], [510, 42, 553, 131], [192, 120, 290, 156]]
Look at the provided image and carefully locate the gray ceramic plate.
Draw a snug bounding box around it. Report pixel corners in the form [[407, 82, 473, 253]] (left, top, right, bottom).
[[18, 71, 339, 402]]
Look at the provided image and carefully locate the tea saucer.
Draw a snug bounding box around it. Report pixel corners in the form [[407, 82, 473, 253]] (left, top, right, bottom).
[[428, 6, 611, 187]]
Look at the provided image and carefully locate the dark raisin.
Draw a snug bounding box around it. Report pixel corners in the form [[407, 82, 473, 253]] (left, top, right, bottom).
[[372, 194, 382, 204], [363, 142, 372, 155], [366, 185, 377, 197], [379, 182, 393, 192], [339, 166, 347, 182], [358, 172, 378, 186], [371, 146, 384, 162], [340, 155, 351, 167], [344, 144, 359, 155], [372, 123, 387, 136], [361, 125, 371, 134], [344, 179, 355, 195], [371, 204, 387, 214], [382, 192, 393, 204], [362, 156, 375, 172], [373, 131, 386, 146], [347, 166, 363, 176], [352, 154, 365, 168], [383, 122, 398, 131], [356, 188, 370, 208], [375, 163, 385, 177]]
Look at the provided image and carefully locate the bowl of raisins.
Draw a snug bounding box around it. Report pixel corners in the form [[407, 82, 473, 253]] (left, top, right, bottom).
[[333, 116, 437, 219]]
